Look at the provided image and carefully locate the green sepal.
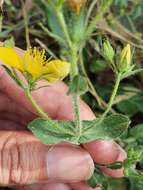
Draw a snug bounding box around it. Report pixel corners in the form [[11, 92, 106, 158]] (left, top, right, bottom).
[[3, 36, 15, 48]]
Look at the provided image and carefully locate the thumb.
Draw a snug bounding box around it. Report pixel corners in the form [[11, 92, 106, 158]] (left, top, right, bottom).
[[0, 131, 94, 186]]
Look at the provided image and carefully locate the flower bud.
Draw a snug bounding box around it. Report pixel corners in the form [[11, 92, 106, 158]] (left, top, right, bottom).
[[103, 40, 115, 63], [118, 44, 131, 72], [67, 0, 86, 14]]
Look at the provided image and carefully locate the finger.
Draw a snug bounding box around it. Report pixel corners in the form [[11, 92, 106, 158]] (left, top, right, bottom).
[[0, 91, 34, 125], [0, 119, 25, 130], [70, 182, 101, 190], [0, 131, 94, 186], [83, 140, 120, 164], [0, 66, 95, 120], [16, 183, 71, 190], [101, 146, 127, 178]]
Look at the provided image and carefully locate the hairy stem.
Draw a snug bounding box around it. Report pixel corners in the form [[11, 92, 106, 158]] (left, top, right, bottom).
[[79, 55, 115, 112], [55, 9, 82, 139], [70, 50, 82, 138], [25, 88, 49, 120], [101, 73, 121, 119]]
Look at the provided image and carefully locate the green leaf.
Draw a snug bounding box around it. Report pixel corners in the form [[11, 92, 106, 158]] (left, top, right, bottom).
[[106, 178, 129, 190], [117, 98, 138, 115], [124, 148, 143, 180], [117, 93, 143, 116], [28, 118, 78, 144], [3, 36, 15, 48], [28, 114, 130, 145], [107, 162, 123, 169], [90, 59, 108, 73], [34, 0, 65, 40], [88, 167, 106, 188], [121, 68, 143, 80], [67, 9, 86, 46], [79, 114, 130, 143], [130, 124, 143, 143], [68, 75, 88, 95]]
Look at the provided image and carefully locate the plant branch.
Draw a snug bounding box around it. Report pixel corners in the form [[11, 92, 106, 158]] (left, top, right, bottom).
[[38, 22, 65, 45], [70, 50, 82, 139], [101, 73, 121, 119], [85, 0, 98, 27], [25, 88, 49, 120], [21, 0, 31, 48], [79, 54, 115, 112], [56, 10, 72, 49], [86, 0, 113, 40]]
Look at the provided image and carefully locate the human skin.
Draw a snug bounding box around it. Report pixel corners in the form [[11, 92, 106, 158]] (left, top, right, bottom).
[[0, 46, 126, 190]]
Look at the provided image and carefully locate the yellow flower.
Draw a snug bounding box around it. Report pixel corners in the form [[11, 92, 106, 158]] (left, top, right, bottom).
[[120, 44, 131, 67], [0, 47, 70, 82], [67, 0, 86, 14]]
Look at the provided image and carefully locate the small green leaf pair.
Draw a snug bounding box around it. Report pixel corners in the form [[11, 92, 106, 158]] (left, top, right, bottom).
[[28, 114, 130, 145]]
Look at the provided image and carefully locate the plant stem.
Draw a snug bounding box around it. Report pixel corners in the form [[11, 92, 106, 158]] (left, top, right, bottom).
[[86, 0, 113, 40], [70, 50, 82, 138], [85, 0, 98, 27], [25, 88, 49, 120], [79, 55, 114, 112], [56, 10, 72, 49], [101, 73, 121, 119], [21, 0, 31, 48], [55, 9, 82, 139], [39, 22, 65, 46], [73, 94, 82, 137]]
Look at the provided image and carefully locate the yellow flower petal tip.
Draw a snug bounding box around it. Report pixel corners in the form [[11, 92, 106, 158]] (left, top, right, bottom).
[[45, 59, 71, 82], [0, 47, 23, 70]]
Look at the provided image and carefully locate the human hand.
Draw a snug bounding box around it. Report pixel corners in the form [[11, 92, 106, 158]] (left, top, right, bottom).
[[0, 46, 126, 190]]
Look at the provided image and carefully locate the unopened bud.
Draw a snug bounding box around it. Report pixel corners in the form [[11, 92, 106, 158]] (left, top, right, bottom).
[[103, 40, 115, 63], [118, 44, 131, 72]]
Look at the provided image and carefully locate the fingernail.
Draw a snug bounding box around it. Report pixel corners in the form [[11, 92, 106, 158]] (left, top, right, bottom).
[[47, 144, 94, 182]]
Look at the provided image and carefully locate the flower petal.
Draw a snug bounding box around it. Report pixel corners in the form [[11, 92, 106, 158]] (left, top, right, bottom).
[[0, 47, 24, 71], [44, 60, 70, 82]]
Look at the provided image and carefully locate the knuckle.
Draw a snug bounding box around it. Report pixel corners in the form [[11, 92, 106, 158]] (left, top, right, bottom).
[[0, 132, 24, 185], [0, 131, 48, 186]]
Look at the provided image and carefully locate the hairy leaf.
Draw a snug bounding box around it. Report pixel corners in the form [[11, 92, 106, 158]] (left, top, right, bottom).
[[28, 114, 130, 145], [68, 75, 88, 95]]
